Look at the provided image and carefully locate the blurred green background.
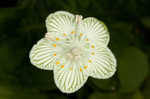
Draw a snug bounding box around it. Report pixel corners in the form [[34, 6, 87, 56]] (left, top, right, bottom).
[[0, 0, 150, 99]]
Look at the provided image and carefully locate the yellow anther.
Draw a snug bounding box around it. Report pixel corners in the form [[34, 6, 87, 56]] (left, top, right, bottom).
[[52, 44, 56, 47], [84, 65, 88, 69], [61, 65, 64, 68], [56, 61, 60, 65], [88, 60, 92, 63], [69, 67, 73, 71], [56, 37, 60, 41], [85, 38, 89, 41], [71, 31, 75, 34], [63, 33, 67, 36], [53, 53, 56, 56], [91, 52, 95, 55], [91, 45, 95, 48], [80, 33, 83, 36], [80, 68, 83, 72]]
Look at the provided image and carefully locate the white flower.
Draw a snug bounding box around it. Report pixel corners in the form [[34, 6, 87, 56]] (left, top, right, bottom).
[[29, 11, 117, 93]]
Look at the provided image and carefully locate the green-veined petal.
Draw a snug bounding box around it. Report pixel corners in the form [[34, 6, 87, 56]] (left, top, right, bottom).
[[80, 17, 110, 46], [29, 38, 61, 70], [88, 46, 116, 79], [46, 11, 75, 35], [53, 57, 88, 93]]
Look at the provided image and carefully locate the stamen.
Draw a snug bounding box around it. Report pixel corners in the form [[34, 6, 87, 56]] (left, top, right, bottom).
[[63, 33, 67, 36], [56, 37, 60, 41], [53, 44, 56, 47], [45, 33, 55, 41], [69, 67, 73, 71], [56, 61, 60, 65], [88, 60, 92, 63], [85, 38, 89, 41], [53, 53, 56, 56], [80, 33, 83, 36], [91, 45, 95, 48], [80, 68, 83, 72], [75, 15, 83, 24], [84, 65, 88, 69], [71, 31, 75, 34], [91, 52, 95, 55], [61, 65, 64, 68]]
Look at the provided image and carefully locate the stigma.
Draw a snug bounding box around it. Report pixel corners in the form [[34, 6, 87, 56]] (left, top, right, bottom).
[[66, 47, 82, 61]]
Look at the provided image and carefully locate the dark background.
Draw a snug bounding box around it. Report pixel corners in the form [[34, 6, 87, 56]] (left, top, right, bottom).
[[0, 0, 150, 99]]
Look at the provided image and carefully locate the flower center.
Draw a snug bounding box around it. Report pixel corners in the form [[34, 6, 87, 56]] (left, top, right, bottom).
[[72, 47, 81, 56], [66, 47, 82, 61]]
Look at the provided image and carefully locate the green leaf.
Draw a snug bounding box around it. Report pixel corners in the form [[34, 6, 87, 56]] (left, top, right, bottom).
[[132, 91, 144, 99], [16, 66, 57, 91], [0, 85, 49, 99], [29, 70, 57, 90], [142, 78, 150, 99], [126, 0, 137, 15], [88, 92, 118, 99], [109, 22, 133, 56], [141, 17, 150, 28], [0, 86, 13, 97], [48, 93, 69, 99], [76, 85, 89, 99], [90, 78, 117, 91], [118, 47, 148, 93], [0, 39, 25, 73]]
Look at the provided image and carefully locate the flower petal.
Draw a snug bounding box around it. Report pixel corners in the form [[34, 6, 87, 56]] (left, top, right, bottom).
[[46, 11, 75, 35], [53, 58, 88, 93], [80, 17, 110, 46], [51, 11, 74, 17], [29, 38, 61, 70], [89, 46, 116, 79]]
